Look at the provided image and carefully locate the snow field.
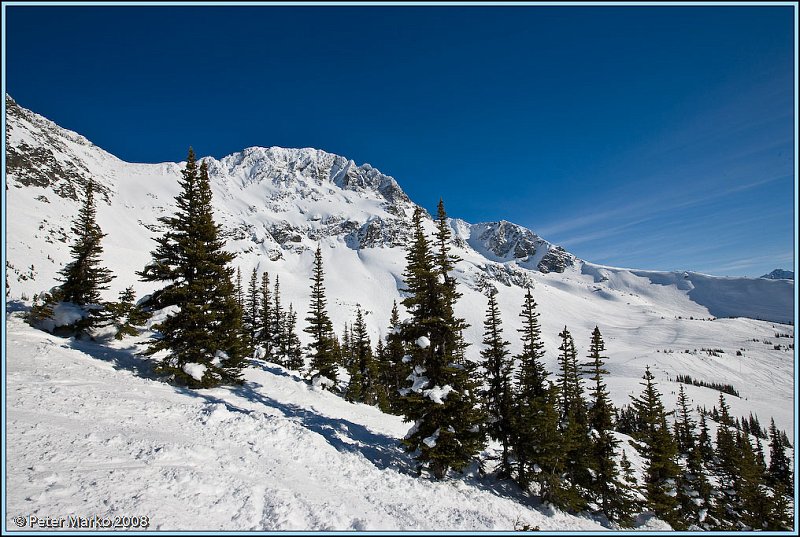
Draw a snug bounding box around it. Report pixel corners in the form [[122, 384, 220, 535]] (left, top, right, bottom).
[[7, 315, 617, 531]]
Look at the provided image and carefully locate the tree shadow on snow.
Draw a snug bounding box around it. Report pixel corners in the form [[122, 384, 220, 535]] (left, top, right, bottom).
[[6, 300, 30, 313], [170, 379, 419, 476], [155, 371, 610, 528], [67, 337, 156, 380]]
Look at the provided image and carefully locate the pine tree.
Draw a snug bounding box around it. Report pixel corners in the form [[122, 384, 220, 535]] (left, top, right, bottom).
[[533, 383, 569, 507], [304, 245, 337, 388], [373, 338, 392, 412], [615, 450, 642, 527], [672, 384, 712, 529], [735, 428, 771, 529], [629, 366, 682, 528], [384, 301, 406, 412], [557, 327, 582, 418], [243, 268, 260, 351], [398, 203, 485, 479], [139, 149, 245, 387], [107, 286, 150, 340], [511, 287, 551, 490], [283, 304, 304, 370], [768, 417, 793, 492], [697, 413, 714, 463], [27, 288, 63, 330], [767, 480, 793, 530], [674, 384, 695, 455], [235, 267, 244, 309], [57, 178, 115, 334], [273, 275, 285, 365], [556, 326, 591, 512], [481, 288, 514, 477], [581, 326, 625, 522], [709, 393, 739, 528], [258, 271, 272, 357], [341, 322, 353, 370], [346, 308, 380, 405]]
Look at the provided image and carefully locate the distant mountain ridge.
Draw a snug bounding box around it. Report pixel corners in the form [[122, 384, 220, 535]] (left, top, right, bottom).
[[761, 269, 794, 281]]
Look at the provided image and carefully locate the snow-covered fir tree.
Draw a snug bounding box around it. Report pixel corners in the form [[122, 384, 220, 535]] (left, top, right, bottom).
[[480, 287, 514, 477], [107, 286, 150, 340], [629, 366, 682, 528], [581, 326, 627, 524], [398, 203, 485, 479], [138, 149, 246, 388], [556, 326, 591, 512], [243, 267, 260, 351], [54, 178, 115, 335], [258, 271, 273, 357], [511, 287, 552, 491], [304, 245, 337, 388]]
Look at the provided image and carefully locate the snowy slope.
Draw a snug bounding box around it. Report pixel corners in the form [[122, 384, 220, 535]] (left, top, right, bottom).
[[7, 314, 633, 531], [3, 96, 796, 529]]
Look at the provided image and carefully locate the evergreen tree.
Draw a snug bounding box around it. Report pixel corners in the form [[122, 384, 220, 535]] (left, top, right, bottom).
[[258, 271, 272, 357], [532, 383, 569, 507], [57, 178, 115, 334], [341, 322, 353, 370], [511, 287, 550, 490], [697, 413, 714, 463], [556, 326, 591, 512], [581, 326, 625, 522], [672, 384, 712, 529], [283, 304, 304, 370], [273, 275, 285, 364], [243, 268, 260, 351], [107, 286, 150, 340], [373, 338, 392, 413], [453, 328, 468, 365], [768, 417, 793, 492], [384, 301, 406, 411], [139, 149, 245, 387], [709, 393, 738, 529], [26, 288, 63, 330], [346, 307, 380, 405], [398, 204, 485, 479], [481, 288, 514, 477], [235, 267, 244, 309], [674, 384, 695, 455], [629, 366, 682, 528], [557, 327, 582, 418], [304, 245, 337, 388], [615, 450, 642, 528], [767, 480, 793, 530], [734, 428, 771, 529]]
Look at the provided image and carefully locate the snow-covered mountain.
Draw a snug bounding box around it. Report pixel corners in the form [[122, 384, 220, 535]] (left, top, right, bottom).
[[5, 91, 795, 392], [4, 95, 796, 530], [761, 268, 794, 281]]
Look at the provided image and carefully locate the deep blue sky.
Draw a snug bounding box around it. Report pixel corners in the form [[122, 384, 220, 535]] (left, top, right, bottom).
[[4, 5, 795, 277]]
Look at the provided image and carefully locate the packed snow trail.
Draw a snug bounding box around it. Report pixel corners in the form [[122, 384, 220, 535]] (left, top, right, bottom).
[[6, 315, 624, 531]]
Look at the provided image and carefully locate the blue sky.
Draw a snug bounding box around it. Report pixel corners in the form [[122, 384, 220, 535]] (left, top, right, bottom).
[[4, 4, 795, 277]]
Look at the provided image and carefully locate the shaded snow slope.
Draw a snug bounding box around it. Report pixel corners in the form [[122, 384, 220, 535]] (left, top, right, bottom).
[[6, 315, 617, 531], [582, 264, 794, 325]]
